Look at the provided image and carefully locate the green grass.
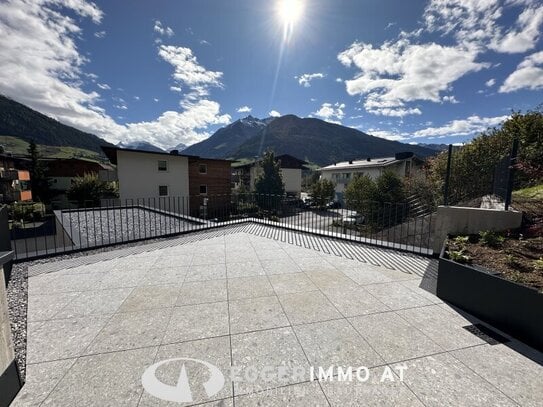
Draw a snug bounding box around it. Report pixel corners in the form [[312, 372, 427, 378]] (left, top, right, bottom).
[[513, 184, 543, 200], [0, 135, 105, 162]]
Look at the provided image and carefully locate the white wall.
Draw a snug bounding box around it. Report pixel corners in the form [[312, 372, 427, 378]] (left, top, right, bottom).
[[281, 168, 302, 195], [116, 151, 190, 208]]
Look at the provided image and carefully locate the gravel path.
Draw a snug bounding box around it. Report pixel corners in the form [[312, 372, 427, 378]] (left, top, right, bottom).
[[6, 263, 28, 381]]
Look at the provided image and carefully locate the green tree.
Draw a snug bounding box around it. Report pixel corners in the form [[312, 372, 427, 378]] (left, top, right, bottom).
[[67, 172, 118, 207], [27, 140, 51, 202], [344, 174, 378, 211], [310, 179, 336, 209], [376, 170, 406, 203], [254, 151, 285, 209]]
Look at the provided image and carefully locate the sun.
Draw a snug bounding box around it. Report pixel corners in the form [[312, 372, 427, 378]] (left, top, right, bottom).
[[276, 0, 304, 26]]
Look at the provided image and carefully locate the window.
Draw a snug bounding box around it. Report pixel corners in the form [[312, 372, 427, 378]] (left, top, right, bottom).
[[158, 185, 168, 196], [199, 163, 207, 174], [158, 160, 168, 172], [199, 184, 207, 195]]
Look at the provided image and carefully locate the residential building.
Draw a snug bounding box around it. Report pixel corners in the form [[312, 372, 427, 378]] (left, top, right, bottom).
[[0, 154, 32, 203], [320, 152, 423, 203], [232, 154, 308, 197], [102, 146, 231, 216]]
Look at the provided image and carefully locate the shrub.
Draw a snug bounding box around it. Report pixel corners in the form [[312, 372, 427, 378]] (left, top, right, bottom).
[[310, 179, 335, 209], [447, 249, 471, 264], [479, 230, 505, 248]]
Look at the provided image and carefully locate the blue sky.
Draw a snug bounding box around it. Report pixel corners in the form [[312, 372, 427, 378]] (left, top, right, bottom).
[[0, 0, 542, 150]]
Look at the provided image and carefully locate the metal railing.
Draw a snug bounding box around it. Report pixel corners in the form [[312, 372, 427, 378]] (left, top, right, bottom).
[[7, 193, 434, 261]]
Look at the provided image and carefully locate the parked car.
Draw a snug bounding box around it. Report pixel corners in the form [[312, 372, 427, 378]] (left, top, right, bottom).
[[342, 213, 365, 225], [326, 201, 341, 209]]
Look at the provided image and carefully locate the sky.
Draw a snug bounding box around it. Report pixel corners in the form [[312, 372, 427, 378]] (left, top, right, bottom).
[[0, 0, 542, 150]]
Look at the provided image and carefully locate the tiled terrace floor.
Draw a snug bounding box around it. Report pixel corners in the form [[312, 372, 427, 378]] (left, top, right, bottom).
[[13, 229, 543, 406]]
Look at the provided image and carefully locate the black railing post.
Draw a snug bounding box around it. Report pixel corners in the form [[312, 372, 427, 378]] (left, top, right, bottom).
[[504, 138, 519, 211], [443, 144, 453, 206]]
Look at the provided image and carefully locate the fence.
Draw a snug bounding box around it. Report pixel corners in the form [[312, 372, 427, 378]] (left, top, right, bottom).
[[7, 192, 434, 261]]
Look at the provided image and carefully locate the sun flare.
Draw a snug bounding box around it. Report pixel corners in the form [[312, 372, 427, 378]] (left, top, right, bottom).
[[276, 0, 304, 26]]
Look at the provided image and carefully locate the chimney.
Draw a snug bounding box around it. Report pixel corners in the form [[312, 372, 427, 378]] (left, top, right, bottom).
[[170, 150, 179, 155], [348, 160, 353, 164], [366, 157, 371, 161]]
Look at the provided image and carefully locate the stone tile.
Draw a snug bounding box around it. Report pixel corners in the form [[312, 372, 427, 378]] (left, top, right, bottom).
[[11, 359, 76, 407], [451, 344, 543, 407], [261, 259, 301, 275], [118, 285, 180, 312], [396, 305, 486, 351], [227, 276, 275, 300], [139, 266, 189, 286], [177, 280, 227, 305], [226, 261, 266, 278], [191, 253, 226, 266], [163, 302, 229, 343], [41, 347, 156, 406], [96, 268, 149, 289], [293, 257, 336, 272], [30, 272, 103, 294], [85, 308, 172, 354], [397, 353, 516, 406], [255, 248, 290, 260], [152, 254, 192, 268], [279, 291, 342, 325], [225, 250, 259, 263], [342, 268, 393, 286], [54, 288, 133, 319], [231, 327, 309, 395], [294, 319, 384, 369], [399, 280, 442, 304], [139, 336, 233, 406], [235, 382, 329, 406], [377, 267, 419, 281], [185, 264, 227, 281], [364, 282, 433, 310], [27, 315, 110, 363], [321, 366, 423, 407], [268, 273, 318, 295], [229, 296, 289, 334], [28, 274, 60, 295], [323, 286, 391, 317], [349, 312, 443, 363], [305, 270, 355, 290], [27, 292, 80, 321]]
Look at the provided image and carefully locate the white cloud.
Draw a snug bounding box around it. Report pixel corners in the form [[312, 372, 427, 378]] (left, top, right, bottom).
[[153, 98, 159, 102], [490, 5, 543, 53], [313, 102, 346, 124], [114, 104, 127, 110], [442, 95, 459, 104], [170, 86, 182, 92], [485, 78, 496, 87], [295, 73, 325, 87], [335, 77, 343, 83], [412, 115, 509, 138], [338, 39, 487, 117], [94, 30, 106, 38], [499, 51, 543, 92], [237, 105, 252, 113], [269, 110, 281, 117], [97, 83, 110, 90], [0, 0, 231, 150], [366, 129, 407, 141], [153, 20, 174, 37]]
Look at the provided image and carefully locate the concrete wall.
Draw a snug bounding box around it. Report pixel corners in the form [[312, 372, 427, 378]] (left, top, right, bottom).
[[0, 270, 14, 377], [281, 168, 302, 196], [116, 151, 190, 202], [432, 205, 523, 253]]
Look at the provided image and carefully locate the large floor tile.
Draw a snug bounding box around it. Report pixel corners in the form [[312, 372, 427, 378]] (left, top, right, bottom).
[[293, 257, 336, 272], [226, 261, 266, 278], [261, 259, 301, 275], [229, 295, 289, 334], [185, 264, 227, 281], [349, 312, 443, 363], [396, 353, 516, 407], [54, 288, 133, 319], [11, 359, 76, 407], [118, 285, 180, 312], [396, 305, 486, 350], [96, 268, 149, 289], [41, 347, 156, 406], [342, 268, 393, 286], [27, 292, 80, 321], [364, 282, 433, 310], [227, 276, 275, 300], [163, 302, 229, 343], [268, 273, 318, 295], [279, 291, 342, 325], [177, 279, 227, 305], [323, 286, 390, 317], [294, 319, 384, 369], [27, 315, 110, 363], [399, 279, 442, 304], [231, 327, 309, 395], [304, 270, 354, 290], [139, 266, 189, 286], [85, 308, 172, 354], [321, 366, 423, 407], [139, 336, 233, 406], [235, 381, 329, 406], [451, 344, 543, 407]]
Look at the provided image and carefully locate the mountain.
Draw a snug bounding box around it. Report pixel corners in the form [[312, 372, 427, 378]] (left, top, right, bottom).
[[188, 114, 436, 165], [0, 95, 113, 153], [117, 141, 164, 152], [418, 143, 449, 152], [183, 115, 273, 158], [170, 142, 187, 152]]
